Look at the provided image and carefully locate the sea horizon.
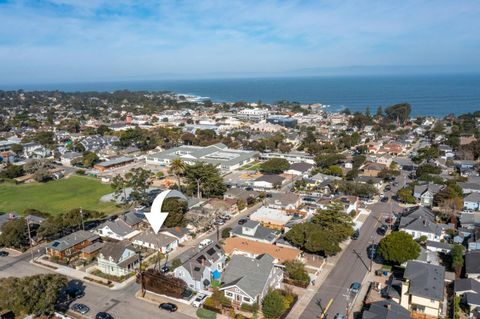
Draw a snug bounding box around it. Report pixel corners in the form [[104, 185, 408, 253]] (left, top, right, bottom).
[[2, 73, 480, 117]]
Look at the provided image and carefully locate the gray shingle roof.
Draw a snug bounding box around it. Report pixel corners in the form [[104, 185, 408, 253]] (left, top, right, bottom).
[[404, 261, 445, 301], [400, 207, 443, 236], [362, 300, 410, 319], [99, 240, 136, 263], [221, 254, 275, 299], [466, 251, 480, 275], [97, 219, 134, 237], [230, 223, 278, 243], [455, 278, 480, 294], [47, 230, 99, 252], [465, 192, 480, 203]]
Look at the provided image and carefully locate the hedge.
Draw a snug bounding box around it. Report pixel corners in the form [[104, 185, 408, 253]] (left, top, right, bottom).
[[196, 308, 217, 319]]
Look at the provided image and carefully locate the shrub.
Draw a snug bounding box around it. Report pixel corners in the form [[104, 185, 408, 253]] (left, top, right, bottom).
[[222, 227, 232, 239], [196, 308, 217, 319], [262, 290, 286, 319]]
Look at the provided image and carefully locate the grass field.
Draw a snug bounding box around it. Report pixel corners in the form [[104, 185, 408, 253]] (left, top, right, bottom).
[[0, 176, 120, 215]]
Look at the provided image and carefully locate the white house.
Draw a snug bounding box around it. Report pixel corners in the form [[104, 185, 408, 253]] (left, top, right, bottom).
[[97, 241, 139, 277], [95, 219, 140, 241], [132, 231, 178, 254]]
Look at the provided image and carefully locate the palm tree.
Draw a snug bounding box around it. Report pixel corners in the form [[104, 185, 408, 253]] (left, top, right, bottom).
[[169, 158, 187, 188]]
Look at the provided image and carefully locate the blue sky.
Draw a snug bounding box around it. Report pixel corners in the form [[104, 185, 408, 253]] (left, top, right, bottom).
[[1, 0, 480, 84]]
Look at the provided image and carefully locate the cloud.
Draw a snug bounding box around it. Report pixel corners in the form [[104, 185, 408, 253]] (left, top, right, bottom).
[[0, 0, 479, 83]]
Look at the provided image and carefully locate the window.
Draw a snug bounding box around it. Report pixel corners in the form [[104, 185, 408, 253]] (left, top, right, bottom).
[[243, 297, 251, 303], [226, 292, 233, 297]]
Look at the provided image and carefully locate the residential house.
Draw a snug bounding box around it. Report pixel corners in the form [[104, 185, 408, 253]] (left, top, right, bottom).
[[361, 162, 387, 177], [80, 242, 104, 260], [174, 243, 225, 292], [265, 193, 301, 211], [454, 278, 480, 318], [97, 241, 139, 277], [222, 237, 301, 264], [398, 261, 445, 318], [333, 195, 359, 215], [460, 211, 480, 229], [465, 251, 480, 280], [285, 162, 314, 177], [230, 220, 279, 244], [399, 207, 451, 242], [160, 227, 191, 244], [250, 206, 292, 230], [203, 198, 239, 217], [46, 230, 100, 260], [361, 300, 411, 319], [220, 254, 283, 306], [132, 231, 178, 253], [93, 157, 134, 172], [464, 192, 480, 211], [95, 219, 140, 241], [459, 182, 480, 195], [224, 188, 260, 203], [253, 174, 285, 189], [468, 228, 480, 251], [60, 152, 82, 167], [425, 240, 451, 254], [259, 151, 315, 165], [413, 183, 443, 207]]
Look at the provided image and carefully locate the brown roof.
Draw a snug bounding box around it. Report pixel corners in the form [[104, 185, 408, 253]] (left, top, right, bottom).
[[222, 237, 301, 263]]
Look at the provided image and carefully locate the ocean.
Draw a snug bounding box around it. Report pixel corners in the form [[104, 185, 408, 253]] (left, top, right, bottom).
[[4, 74, 480, 116]]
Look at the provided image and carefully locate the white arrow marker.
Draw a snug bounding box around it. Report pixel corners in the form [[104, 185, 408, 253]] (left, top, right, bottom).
[[145, 212, 169, 234]]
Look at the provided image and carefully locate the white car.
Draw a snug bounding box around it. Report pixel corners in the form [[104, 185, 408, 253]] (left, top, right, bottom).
[[198, 239, 213, 250], [192, 294, 207, 308]]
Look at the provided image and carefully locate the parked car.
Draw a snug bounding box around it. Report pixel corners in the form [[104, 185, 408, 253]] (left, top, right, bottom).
[[96, 312, 114, 319], [159, 303, 177, 312], [72, 304, 90, 315], [350, 282, 361, 294], [238, 218, 248, 225], [192, 293, 207, 308], [198, 239, 213, 250], [214, 219, 225, 226], [380, 196, 388, 203], [367, 244, 378, 260], [384, 185, 391, 192], [377, 224, 388, 236], [160, 265, 170, 273], [66, 287, 85, 300], [0, 251, 9, 257], [351, 229, 360, 240], [334, 314, 346, 319]]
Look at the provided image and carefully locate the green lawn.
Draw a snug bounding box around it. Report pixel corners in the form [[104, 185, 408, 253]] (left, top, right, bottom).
[[0, 176, 120, 215]]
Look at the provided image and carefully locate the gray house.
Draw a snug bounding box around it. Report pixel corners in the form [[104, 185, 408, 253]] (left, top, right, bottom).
[[174, 243, 225, 292], [466, 251, 480, 280], [413, 183, 443, 207], [454, 278, 480, 318], [464, 192, 480, 211], [220, 254, 283, 306], [230, 220, 279, 244]]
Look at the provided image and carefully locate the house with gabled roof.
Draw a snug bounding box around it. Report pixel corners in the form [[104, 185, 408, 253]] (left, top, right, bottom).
[[413, 183, 443, 207], [174, 243, 225, 292], [230, 220, 279, 244], [95, 219, 140, 241], [454, 278, 480, 318], [398, 261, 445, 318], [220, 254, 283, 306], [97, 241, 139, 277], [399, 206, 452, 242], [46, 230, 100, 260]]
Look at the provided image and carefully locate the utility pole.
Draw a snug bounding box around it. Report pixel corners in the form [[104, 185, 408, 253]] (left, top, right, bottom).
[[80, 208, 85, 231]]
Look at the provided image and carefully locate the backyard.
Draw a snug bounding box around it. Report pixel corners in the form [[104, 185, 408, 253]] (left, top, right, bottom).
[[0, 176, 120, 215]]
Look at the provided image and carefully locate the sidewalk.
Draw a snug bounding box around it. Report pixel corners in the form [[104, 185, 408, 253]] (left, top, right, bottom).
[[30, 255, 136, 290]]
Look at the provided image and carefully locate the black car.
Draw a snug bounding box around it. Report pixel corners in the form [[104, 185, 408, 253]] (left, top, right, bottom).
[[377, 224, 388, 236], [0, 250, 9, 257], [238, 218, 248, 225], [380, 196, 388, 203], [384, 185, 392, 191], [161, 265, 170, 273], [66, 288, 85, 300], [96, 312, 114, 319], [351, 229, 360, 240], [159, 303, 177, 312]]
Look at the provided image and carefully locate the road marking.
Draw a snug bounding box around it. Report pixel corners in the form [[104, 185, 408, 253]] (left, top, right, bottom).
[[319, 298, 333, 319]]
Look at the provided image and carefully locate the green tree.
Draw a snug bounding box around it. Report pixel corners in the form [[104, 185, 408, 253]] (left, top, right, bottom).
[[162, 197, 188, 227], [396, 187, 416, 204], [111, 174, 129, 204], [221, 227, 232, 239], [185, 163, 226, 198], [0, 218, 29, 249], [82, 151, 99, 168], [169, 158, 187, 187], [378, 232, 420, 264], [262, 290, 286, 319], [126, 167, 153, 205], [171, 258, 182, 270], [384, 103, 412, 124], [260, 158, 290, 174], [314, 153, 345, 169], [0, 274, 67, 316], [283, 260, 310, 283], [0, 164, 24, 179], [450, 244, 465, 277]]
